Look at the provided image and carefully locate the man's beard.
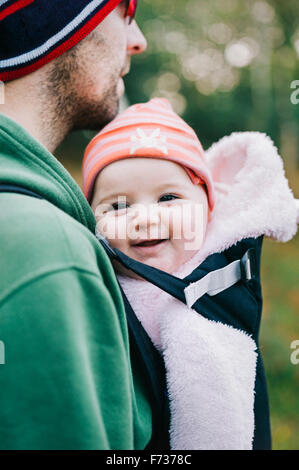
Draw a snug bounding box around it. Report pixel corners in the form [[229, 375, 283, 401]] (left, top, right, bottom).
[[50, 76, 121, 135], [43, 49, 122, 148], [71, 84, 120, 132]]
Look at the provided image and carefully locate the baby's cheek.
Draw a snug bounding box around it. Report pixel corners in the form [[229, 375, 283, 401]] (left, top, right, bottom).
[[169, 202, 207, 251], [159, 205, 181, 240], [184, 203, 207, 251]]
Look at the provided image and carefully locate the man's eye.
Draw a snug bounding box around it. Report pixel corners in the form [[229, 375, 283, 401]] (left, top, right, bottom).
[[159, 194, 179, 202], [111, 202, 129, 211]]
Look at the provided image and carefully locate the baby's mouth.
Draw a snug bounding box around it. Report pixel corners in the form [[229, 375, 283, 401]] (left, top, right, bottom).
[[130, 238, 169, 258], [132, 239, 168, 247]]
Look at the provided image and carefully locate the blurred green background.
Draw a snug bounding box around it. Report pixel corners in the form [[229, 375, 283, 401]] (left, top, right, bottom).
[[55, 0, 299, 449]]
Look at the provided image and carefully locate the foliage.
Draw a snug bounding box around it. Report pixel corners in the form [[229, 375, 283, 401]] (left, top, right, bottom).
[[125, 0, 299, 161]]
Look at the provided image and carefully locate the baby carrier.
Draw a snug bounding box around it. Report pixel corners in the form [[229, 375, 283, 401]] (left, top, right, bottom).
[[99, 233, 269, 449]]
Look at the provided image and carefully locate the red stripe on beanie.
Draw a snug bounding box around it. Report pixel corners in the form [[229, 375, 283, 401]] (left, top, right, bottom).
[[0, 0, 35, 22]]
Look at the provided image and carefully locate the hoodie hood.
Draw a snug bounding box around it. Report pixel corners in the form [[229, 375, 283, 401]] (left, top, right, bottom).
[[0, 113, 96, 232]]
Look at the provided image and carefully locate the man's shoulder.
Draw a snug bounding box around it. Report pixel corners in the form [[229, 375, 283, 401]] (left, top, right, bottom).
[[0, 192, 109, 279]]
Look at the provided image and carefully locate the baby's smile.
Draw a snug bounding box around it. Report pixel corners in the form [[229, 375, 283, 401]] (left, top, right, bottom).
[[130, 238, 169, 256]]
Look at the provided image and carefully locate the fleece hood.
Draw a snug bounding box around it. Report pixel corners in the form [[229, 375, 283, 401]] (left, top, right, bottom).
[[0, 113, 96, 232]]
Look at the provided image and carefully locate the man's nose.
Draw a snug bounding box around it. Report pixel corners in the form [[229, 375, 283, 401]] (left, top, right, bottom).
[[126, 20, 147, 55]]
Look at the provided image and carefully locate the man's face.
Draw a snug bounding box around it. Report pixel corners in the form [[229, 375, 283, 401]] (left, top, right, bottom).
[[47, 2, 147, 132]]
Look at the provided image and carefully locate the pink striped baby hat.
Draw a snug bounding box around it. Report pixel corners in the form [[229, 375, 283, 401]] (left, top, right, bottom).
[[82, 98, 215, 210]]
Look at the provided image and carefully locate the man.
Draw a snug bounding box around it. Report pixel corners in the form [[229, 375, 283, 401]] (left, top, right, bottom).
[[0, 1, 151, 450]]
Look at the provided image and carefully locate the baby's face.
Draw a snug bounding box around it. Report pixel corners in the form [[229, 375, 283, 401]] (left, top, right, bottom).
[[91, 158, 209, 278]]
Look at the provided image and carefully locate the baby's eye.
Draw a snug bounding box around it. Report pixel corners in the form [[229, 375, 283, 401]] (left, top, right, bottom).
[[111, 201, 129, 211], [159, 194, 180, 203]]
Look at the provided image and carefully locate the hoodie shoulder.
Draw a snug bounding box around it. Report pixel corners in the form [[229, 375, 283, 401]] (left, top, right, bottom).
[[0, 193, 111, 295]]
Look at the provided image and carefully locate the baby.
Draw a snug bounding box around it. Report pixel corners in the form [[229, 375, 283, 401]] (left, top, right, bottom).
[[84, 98, 215, 279], [82, 98, 298, 450]]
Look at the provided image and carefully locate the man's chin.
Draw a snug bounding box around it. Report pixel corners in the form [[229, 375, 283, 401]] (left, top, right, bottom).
[[72, 96, 120, 132]]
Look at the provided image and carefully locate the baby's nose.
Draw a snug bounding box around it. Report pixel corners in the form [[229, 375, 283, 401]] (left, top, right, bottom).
[[127, 204, 165, 243], [132, 204, 161, 231]]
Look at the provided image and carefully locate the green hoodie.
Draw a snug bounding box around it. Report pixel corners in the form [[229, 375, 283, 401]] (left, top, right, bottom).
[[0, 114, 152, 450]]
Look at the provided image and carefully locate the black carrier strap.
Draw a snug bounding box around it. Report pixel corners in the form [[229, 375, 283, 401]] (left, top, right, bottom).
[[119, 284, 170, 449], [0, 183, 170, 449]]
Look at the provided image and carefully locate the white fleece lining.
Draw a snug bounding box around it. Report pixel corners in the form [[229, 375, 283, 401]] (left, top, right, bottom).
[[117, 132, 298, 450], [160, 301, 257, 450]]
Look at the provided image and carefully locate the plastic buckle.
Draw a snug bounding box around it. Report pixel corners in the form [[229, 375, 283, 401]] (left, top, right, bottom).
[[240, 248, 256, 283]]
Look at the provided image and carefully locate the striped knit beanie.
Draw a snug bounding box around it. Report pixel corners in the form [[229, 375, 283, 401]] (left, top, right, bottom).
[[82, 98, 215, 210], [0, 0, 123, 82]]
